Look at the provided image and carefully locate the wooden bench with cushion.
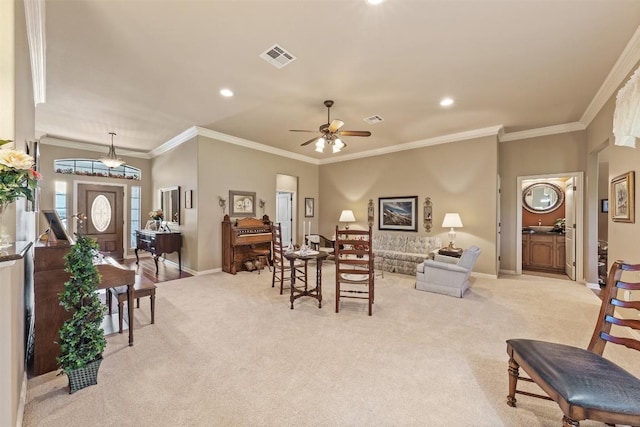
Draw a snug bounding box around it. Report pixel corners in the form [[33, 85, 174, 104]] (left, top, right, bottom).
[[506, 260, 640, 426], [107, 275, 157, 333]]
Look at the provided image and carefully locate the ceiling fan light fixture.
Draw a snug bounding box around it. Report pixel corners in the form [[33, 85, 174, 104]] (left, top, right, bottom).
[[332, 138, 345, 153], [315, 138, 325, 153], [99, 132, 125, 168]]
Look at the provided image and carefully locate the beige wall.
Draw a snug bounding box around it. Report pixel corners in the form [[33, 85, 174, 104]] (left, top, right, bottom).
[[37, 143, 153, 256], [2, 1, 35, 426], [151, 135, 320, 272], [150, 138, 198, 271], [319, 135, 499, 276], [499, 132, 587, 274], [585, 59, 640, 286]]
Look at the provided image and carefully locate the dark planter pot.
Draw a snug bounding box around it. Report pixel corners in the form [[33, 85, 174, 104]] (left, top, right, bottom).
[[67, 357, 102, 394]]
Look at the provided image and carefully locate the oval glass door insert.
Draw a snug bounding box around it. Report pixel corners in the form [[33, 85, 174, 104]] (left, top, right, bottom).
[[91, 194, 112, 232]]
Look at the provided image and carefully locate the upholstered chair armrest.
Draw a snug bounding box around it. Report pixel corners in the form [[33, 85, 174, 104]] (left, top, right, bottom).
[[417, 262, 425, 273], [423, 260, 468, 274], [433, 254, 460, 264]]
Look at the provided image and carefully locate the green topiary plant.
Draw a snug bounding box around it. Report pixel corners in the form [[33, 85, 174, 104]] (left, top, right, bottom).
[[57, 234, 106, 374]]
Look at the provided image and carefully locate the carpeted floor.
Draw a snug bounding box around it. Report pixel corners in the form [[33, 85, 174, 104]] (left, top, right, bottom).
[[23, 267, 639, 426]]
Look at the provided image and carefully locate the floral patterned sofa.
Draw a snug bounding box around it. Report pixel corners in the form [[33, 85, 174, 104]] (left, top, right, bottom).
[[373, 233, 441, 275]]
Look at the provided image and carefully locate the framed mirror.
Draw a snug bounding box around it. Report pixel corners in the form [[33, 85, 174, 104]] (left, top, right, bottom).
[[160, 186, 180, 224], [523, 183, 564, 214]]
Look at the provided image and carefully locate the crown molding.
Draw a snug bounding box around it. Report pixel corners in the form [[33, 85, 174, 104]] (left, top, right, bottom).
[[499, 122, 586, 142], [39, 136, 151, 159], [151, 126, 320, 164], [148, 126, 198, 157], [24, 0, 46, 105], [580, 24, 640, 127], [195, 127, 320, 164], [319, 125, 504, 164]]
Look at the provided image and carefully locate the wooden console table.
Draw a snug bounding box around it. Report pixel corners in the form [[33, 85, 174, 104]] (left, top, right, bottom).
[[135, 230, 182, 274]]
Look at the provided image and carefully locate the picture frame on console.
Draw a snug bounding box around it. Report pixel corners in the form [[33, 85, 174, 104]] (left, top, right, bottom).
[[378, 196, 418, 231], [611, 171, 635, 223], [229, 190, 256, 217]]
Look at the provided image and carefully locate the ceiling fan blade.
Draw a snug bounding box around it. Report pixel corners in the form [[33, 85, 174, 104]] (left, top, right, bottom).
[[338, 130, 371, 137], [300, 136, 319, 146], [328, 119, 344, 133], [290, 129, 318, 133]]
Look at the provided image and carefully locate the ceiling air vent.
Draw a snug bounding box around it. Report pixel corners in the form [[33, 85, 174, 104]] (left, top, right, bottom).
[[363, 115, 384, 124], [259, 44, 296, 69]]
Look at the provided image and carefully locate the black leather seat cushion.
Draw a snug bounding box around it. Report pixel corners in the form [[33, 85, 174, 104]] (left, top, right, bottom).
[[508, 339, 640, 415]]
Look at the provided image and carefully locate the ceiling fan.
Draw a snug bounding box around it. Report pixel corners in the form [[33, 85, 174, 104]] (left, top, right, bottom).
[[290, 100, 371, 153]]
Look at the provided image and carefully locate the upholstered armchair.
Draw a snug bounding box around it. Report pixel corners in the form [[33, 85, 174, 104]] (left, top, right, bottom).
[[415, 246, 481, 297]]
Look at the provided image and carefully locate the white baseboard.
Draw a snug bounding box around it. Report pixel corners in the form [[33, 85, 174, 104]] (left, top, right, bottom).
[[195, 267, 222, 275], [585, 281, 601, 290], [16, 371, 26, 427], [471, 272, 498, 280]]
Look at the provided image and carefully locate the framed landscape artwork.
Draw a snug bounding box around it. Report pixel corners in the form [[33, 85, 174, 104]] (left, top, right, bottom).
[[610, 171, 635, 223], [229, 190, 256, 217], [378, 196, 418, 231]]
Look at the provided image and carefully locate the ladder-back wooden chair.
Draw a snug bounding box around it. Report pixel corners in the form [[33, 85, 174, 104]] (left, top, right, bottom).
[[271, 223, 306, 295], [334, 225, 374, 316], [506, 260, 640, 426]]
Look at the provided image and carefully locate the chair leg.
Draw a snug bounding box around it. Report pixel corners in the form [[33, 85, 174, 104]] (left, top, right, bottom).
[[136, 297, 140, 308], [280, 269, 284, 295], [150, 293, 155, 324], [335, 282, 340, 313], [507, 357, 519, 407], [107, 289, 112, 314], [118, 299, 124, 334]]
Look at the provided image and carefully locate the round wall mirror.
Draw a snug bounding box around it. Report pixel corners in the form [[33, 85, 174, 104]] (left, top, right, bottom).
[[523, 183, 564, 214]]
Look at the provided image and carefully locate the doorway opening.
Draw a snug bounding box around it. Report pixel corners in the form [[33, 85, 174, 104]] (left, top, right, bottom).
[[276, 174, 297, 247], [516, 172, 584, 281], [597, 146, 609, 287]]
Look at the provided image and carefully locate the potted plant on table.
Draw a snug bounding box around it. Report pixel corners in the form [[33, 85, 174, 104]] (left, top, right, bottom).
[[148, 208, 164, 230], [57, 234, 106, 393]]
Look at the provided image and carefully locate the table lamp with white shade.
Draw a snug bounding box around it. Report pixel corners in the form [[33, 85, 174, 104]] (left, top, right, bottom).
[[442, 213, 463, 249], [339, 210, 356, 229]]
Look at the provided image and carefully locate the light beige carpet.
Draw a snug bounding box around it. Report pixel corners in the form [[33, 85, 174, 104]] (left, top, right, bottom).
[[23, 267, 639, 427]]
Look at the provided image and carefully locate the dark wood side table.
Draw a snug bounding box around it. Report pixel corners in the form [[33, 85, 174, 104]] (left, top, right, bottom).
[[135, 230, 182, 274], [438, 247, 463, 258], [284, 250, 329, 309]]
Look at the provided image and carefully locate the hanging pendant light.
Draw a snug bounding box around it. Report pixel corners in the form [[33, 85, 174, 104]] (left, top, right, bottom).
[[99, 132, 125, 168]]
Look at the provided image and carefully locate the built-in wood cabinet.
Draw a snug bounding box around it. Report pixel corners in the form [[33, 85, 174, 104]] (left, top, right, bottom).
[[522, 233, 565, 272]]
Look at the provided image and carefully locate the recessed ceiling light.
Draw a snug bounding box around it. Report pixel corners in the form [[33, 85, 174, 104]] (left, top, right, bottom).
[[220, 88, 234, 97], [367, 0, 384, 5], [440, 97, 454, 107]]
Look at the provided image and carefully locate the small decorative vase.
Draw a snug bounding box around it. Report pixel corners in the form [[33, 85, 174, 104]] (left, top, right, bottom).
[[66, 357, 102, 394], [155, 219, 162, 230], [0, 203, 11, 249]]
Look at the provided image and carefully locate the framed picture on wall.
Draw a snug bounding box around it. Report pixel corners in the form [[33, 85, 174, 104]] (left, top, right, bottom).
[[378, 196, 418, 231], [305, 198, 314, 217], [601, 199, 608, 213], [229, 190, 256, 217], [610, 171, 635, 223]]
